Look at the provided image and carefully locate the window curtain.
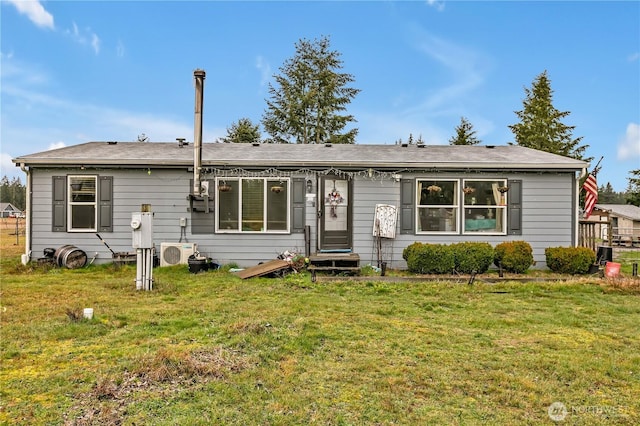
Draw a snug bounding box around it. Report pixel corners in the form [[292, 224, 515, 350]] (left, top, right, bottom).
[[491, 183, 504, 231]]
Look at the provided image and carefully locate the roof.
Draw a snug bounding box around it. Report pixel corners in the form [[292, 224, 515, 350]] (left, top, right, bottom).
[[595, 204, 640, 221], [0, 203, 19, 212], [12, 141, 588, 172]]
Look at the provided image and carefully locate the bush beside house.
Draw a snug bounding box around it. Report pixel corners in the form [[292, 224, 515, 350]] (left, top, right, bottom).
[[493, 241, 534, 274], [402, 240, 536, 275], [403, 243, 455, 274], [545, 246, 596, 275], [403, 242, 494, 275], [451, 242, 494, 274]]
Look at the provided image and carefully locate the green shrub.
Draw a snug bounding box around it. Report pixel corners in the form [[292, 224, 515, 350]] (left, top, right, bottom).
[[451, 242, 494, 274], [545, 246, 595, 274], [405, 243, 455, 274], [402, 242, 423, 262], [494, 241, 534, 274]]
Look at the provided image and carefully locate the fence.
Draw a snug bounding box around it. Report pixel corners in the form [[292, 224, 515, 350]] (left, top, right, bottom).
[[578, 221, 605, 251], [611, 227, 640, 247]]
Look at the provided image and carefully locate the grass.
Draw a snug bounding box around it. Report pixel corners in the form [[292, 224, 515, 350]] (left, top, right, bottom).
[[1, 222, 640, 424]]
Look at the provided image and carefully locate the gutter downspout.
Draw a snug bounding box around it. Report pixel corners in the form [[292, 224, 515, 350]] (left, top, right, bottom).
[[20, 163, 31, 264], [193, 69, 206, 196]]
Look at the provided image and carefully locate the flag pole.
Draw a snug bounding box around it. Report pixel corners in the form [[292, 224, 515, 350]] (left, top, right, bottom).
[[582, 156, 603, 220], [591, 156, 604, 174]]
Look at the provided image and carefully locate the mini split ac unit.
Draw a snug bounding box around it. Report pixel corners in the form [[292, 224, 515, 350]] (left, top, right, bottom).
[[159, 242, 197, 267]]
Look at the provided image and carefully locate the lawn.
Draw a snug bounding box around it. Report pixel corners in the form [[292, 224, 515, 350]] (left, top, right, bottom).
[[1, 222, 639, 425]]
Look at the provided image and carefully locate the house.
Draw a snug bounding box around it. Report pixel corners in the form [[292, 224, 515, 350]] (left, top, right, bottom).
[[12, 141, 588, 269], [594, 204, 640, 247], [0, 202, 21, 218]]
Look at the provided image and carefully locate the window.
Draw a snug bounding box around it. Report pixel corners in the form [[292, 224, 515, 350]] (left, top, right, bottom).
[[68, 176, 97, 231], [53, 175, 112, 233], [462, 179, 507, 234], [408, 178, 510, 235], [216, 178, 289, 233], [417, 180, 458, 233]]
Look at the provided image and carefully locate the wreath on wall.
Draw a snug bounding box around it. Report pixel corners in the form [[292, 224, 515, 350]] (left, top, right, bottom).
[[326, 186, 344, 218]]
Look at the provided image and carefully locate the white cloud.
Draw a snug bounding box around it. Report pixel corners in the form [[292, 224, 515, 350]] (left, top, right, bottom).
[[358, 26, 491, 145], [390, 25, 491, 124], [255, 55, 272, 88], [426, 0, 445, 12], [617, 122, 640, 161], [5, 0, 54, 30], [65, 21, 101, 54], [628, 52, 640, 62], [0, 56, 201, 178], [48, 141, 66, 150], [116, 40, 125, 58], [0, 152, 19, 177], [91, 33, 100, 55]]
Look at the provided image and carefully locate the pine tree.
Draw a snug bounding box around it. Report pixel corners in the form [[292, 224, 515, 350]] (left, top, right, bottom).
[[509, 71, 590, 161], [626, 169, 640, 206], [598, 182, 626, 204], [220, 118, 261, 144], [449, 117, 481, 145], [262, 36, 360, 144], [0, 176, 26, 210]]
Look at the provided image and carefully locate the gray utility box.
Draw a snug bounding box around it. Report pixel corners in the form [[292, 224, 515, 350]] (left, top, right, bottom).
[[131, 212, 154, 249]]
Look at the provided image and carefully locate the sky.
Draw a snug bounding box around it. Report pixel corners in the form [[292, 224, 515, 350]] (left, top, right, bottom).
[[1, 1, 639, 192]]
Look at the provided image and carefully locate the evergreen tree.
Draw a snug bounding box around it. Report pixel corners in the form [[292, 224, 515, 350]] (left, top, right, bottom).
[[626, 169, 640, 206], [0, 176, 9, 204], [449, 117, 481, 145], [262, 36, 360, 144], [598, 182, 626, 204], [396, 134, 425, 145], [0, 176, 26, 210], [509, 71, 591, 161], [220, 118, 261, 144]]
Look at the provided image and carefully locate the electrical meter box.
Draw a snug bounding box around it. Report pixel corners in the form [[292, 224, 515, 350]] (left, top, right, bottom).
[[131, 212, 154, 248]]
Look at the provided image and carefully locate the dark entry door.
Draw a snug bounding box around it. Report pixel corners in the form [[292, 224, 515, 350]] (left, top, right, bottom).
[[319, 176, 352, 251]]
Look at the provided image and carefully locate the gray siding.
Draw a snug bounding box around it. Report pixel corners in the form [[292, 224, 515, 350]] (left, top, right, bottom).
[[349, 172, 576, 269], [30, 169, 306, 266], [29, 168, 577, 269]]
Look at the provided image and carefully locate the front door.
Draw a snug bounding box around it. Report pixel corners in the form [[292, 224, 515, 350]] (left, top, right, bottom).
[[319, 176, 352, 251]]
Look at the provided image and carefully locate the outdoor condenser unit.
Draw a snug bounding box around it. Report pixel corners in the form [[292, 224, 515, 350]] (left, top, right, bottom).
[[159, 242, 197, 267]]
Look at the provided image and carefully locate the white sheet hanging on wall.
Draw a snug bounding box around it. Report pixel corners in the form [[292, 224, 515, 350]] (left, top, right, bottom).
[[373, 204, 397, 239]]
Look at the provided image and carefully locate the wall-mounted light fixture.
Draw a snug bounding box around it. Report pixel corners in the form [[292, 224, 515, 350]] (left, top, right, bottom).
[[306, 179, 313, 193]]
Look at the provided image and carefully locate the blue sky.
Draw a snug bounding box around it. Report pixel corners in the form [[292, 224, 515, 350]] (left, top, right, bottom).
[[1, 1, 638, 191]]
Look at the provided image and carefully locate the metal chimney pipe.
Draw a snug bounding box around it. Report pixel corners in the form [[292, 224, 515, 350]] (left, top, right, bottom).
[[193, 69, 206, 195]]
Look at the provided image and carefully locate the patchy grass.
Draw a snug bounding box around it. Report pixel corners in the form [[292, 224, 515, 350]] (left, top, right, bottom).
[[1, 224, 639, 424]]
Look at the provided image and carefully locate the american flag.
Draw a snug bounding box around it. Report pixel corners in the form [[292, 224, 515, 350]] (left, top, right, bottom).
[[582, 171, 598, 219]]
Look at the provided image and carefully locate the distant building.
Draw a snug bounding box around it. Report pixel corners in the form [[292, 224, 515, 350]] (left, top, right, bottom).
[[595, 204, 640, 247], [0, 202, 21, 218]]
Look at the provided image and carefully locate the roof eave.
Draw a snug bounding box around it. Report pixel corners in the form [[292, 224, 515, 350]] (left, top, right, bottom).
[[13, 158, 586, 172]]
